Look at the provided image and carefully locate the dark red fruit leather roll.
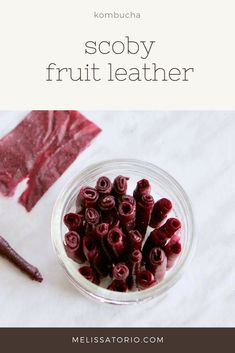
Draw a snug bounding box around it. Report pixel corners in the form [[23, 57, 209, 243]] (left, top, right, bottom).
[[120, 194, 136, 207], [118, 200, 136, 232], [92, 250, 110, 277], [84, 208, 100, 237], [76, 187, 99, 213], [95, 223, 112, 261], [96, 176, 112, 195], [112, 263, 129, 282], [0, 110, 101, 211], [112, 175, 129, 196], [146, 247, 167, 282], [63, 213, 83, 232], [79, 266, 100, 285], [102, 208, 120, 228], [149, 198, 172, 229], [133, 179, 151, 200], [82, 236, 98, 263], [142, 228, 168, 262], [164, 235, 182, 269], [107, 227, 125, 259], [159, 218, 181, 238], [98, 195, 116, 211], [107, 279, 128, 292], [136, 270, 156, 290], [64, 231, 86, 264], [85, 208, 100, 225], [127, 230, 142, 251], [135, 194, 154, 236], [127, 249, 142, 289]]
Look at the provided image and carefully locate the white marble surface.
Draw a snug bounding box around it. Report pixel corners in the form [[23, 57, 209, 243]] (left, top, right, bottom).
[[0, 111, 235, 327]]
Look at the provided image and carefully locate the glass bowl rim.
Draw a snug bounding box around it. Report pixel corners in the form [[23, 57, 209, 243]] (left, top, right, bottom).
[[51, 158, 196, 304]]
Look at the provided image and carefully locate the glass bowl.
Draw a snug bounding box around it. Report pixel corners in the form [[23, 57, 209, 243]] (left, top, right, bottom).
[[51, 159, 195, 304]]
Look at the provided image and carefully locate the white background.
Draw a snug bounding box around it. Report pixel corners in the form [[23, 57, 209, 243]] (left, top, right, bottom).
[[0, 0, 235, 109], [0, 111, 235, 327]]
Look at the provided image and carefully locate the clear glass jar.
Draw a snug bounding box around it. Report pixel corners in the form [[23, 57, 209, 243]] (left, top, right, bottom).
[[51, 159, 195, 304]]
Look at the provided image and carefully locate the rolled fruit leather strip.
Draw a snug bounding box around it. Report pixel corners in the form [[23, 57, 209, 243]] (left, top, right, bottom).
[[112, 263, 129, 282], [96, 176, 112, 195], [107, 227, 126, 260], [118, 201, 136, 232], [159, 218, 181, 238], [84, 208, 100, 236], [108, 279, 128, 292], [63, 213, 83, 232], [0, 235, 43, 282], [146, 247, 167, 282], [164, 235, 182, 269], [149, 198, 172, 229], [112, 176, 129, 197], [142, 228, 169, 262], [64, 231, 86, 264], [136, 270, 156, 290], [18, 111, 101, 211], [127, 249, 142, 289], [85, 207, 100, 227], [76, 187, 99, 213], [79, 266, 100, 285], [133, 179, 151, 200], [95, 223, 112, 262], [135, 194, 154, 237], [98, 195, 116, 212], [127, 230, 143, 251]]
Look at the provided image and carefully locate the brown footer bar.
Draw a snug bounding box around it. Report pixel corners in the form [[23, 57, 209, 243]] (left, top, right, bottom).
[[0, 328, 234, 353]]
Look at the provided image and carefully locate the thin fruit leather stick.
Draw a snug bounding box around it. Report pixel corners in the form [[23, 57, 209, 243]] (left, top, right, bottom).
[[0, 110, 101, 211], [0, 235, 43, 282], [19, 115, 101, 211]]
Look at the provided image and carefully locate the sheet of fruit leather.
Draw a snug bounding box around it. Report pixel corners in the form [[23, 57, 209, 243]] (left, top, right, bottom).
[[0, 111, 234, 327], [0, 111, 101, 211]]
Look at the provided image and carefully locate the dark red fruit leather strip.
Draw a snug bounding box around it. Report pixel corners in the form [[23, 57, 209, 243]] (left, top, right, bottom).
[[19, 111, 100, 211], [0, 111, 67, 196], [0, 111, 101, 211]]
